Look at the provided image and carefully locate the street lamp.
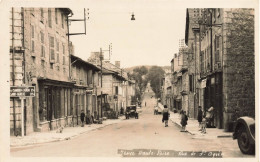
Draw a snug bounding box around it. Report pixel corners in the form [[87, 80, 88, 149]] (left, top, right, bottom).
[[131, 13, 135, 21]]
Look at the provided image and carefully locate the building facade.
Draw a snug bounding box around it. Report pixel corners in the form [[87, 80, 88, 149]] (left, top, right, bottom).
[[10, 8, 74, 135], [70, 55, 101, 125], [184, 8, 255, 130]]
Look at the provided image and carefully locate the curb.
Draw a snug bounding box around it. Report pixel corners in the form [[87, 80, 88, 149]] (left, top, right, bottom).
[[10, 119, 123, 147], [217, 135, 233, 138]]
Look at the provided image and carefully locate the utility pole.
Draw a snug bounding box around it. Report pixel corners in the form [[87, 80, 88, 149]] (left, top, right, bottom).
[[100, 48, 103, 118]]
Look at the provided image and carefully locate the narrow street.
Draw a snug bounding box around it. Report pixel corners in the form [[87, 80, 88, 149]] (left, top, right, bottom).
[[10, 88, 252, 158]]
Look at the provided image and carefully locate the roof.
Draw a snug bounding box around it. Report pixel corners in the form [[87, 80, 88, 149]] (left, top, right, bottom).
[[71, 55, 100, 71], [59, 8, 73, 15]]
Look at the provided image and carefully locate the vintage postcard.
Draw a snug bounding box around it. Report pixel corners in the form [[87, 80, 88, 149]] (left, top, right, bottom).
[[0, 0, 258, 162]]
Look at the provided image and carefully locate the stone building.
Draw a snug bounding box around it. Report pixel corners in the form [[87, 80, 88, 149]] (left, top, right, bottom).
[[10, 8, 74, 135], [184, 8, 254, 130], [171, 53, 183, 111], [70, 55, 101, 125]]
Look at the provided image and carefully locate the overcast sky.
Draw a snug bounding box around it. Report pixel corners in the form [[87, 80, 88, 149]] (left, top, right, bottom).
[[69, 0, 186, 68]]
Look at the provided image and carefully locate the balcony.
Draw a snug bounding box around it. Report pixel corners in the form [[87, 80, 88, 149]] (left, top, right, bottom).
[[180, 90, 188, 96]]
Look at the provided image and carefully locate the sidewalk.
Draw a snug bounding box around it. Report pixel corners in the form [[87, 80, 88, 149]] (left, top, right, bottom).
[[10, 117, 124, 147], [157, 104, 233, 139]]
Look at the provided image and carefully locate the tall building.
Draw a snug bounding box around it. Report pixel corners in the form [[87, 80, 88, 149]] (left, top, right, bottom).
[[10, 8, 74, 135], [184, 8, 254, 130]]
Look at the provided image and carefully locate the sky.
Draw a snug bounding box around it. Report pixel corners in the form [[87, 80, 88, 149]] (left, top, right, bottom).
[[69, 1, 187, 68]]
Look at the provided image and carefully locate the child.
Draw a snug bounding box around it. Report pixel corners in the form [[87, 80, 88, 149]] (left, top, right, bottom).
[[181, 111, 188, 132], [201, 115, 207, 134]]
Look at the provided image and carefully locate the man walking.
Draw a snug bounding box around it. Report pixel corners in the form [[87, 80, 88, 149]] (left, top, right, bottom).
[[162, 105, 170, 127]]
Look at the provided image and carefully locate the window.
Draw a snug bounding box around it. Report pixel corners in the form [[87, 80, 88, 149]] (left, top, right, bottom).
[[57, 53, 59, 63], [31, 25, 34, 38], [62, 44, 65, 65], [40, 31, 44, 43], [56, 40, 59, 63], [40, 8, 44, 23], [56, 41, 59, 51], [31, 40, 35, 53], [189, 75, 194, 92], [215, 36, 220, 63], [55, 9, 58, 24], [41, 45, 45, 57], [115, 86, 118, 95], [49, 36, 55, 62], [61, 13, 64, 28], [48, 9, 52, 28], [200, 51, 204, 73], [31, 25, 35, 53], [30, 8, 35, 16]]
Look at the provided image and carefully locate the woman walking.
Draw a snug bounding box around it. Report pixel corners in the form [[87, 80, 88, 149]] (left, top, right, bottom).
[[162, 105, 170, 127]]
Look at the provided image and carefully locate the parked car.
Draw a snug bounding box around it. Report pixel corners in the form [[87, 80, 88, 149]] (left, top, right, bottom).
[[233, 116, 255, 154], [125, 105, 138, 119]]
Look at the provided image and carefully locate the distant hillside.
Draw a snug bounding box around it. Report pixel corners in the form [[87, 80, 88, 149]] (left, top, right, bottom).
[[124, 65, 171, 74]]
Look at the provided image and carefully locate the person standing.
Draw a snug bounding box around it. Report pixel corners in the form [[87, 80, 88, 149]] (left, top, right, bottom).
[[180, 111, 188, 132], [80, 110, 85, 127], [197, 106, 203, 130], [201, 114, 207, 134], [162, 105, 170, 127]]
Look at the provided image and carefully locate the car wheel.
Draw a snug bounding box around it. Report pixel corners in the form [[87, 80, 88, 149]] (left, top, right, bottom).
[[237, 126, 255, 154]]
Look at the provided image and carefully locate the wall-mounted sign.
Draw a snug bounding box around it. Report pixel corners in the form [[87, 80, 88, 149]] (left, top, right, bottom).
[[10, 86, 35, 97]]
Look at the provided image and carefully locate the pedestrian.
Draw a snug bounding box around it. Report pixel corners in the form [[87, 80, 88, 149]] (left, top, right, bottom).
[[145, 102, 146, 107], [180, 111, 188, 132], [162, 105, 170, 127], [206, 106, 214, 128], [86, 110, 91, 125], [197, 106, 203, 130], [201, 114, 207, 134], [80, 110, 85, 127], [154, 106, 158, 115]]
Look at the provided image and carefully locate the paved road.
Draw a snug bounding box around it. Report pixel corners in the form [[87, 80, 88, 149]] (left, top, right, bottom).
[[11, 89, 254, 158]]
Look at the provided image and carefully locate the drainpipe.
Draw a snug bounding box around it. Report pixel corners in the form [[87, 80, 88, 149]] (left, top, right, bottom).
[[194, 31, 197, 118], [11, 7, 16, 135], [210, 10, 213, 72]]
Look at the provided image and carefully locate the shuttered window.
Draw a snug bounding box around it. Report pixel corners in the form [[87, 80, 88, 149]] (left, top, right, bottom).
[[48, 9, 52, 28]]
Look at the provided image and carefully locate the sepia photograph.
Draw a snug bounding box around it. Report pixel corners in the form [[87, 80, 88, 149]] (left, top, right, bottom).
[[0, 0, 258, 161]]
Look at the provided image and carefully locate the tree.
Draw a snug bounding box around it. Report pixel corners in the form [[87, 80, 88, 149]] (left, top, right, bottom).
[[128, 66, 148, 101], [146, 66, 165, 99]]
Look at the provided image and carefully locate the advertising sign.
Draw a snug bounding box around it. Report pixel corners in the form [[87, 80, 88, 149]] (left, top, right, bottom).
[[10, 86, 35, 97]]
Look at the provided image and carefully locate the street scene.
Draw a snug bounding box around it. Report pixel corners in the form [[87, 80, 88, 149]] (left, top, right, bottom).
[[10, 87, 251, 157], [1, 1, 257, 161]]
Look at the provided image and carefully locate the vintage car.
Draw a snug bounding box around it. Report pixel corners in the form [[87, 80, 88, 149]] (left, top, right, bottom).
[[233, 116, 255, 154], [125, 105, 139, 119]]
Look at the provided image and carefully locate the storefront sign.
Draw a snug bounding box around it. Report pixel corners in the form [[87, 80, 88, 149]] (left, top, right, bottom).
[[201, 79, 207, 89], [10, 86, 35, 97]]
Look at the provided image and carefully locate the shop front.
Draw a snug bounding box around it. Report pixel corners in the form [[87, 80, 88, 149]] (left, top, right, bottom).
[[38, 78, 74, 131]]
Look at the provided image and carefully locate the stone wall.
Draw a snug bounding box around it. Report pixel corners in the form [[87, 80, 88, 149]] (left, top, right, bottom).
[[222, 9, 255, 125]]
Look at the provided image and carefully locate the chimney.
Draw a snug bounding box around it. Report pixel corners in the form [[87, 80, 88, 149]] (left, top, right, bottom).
[[174, 53, 177, 58], [115, 61, 120, 68]]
